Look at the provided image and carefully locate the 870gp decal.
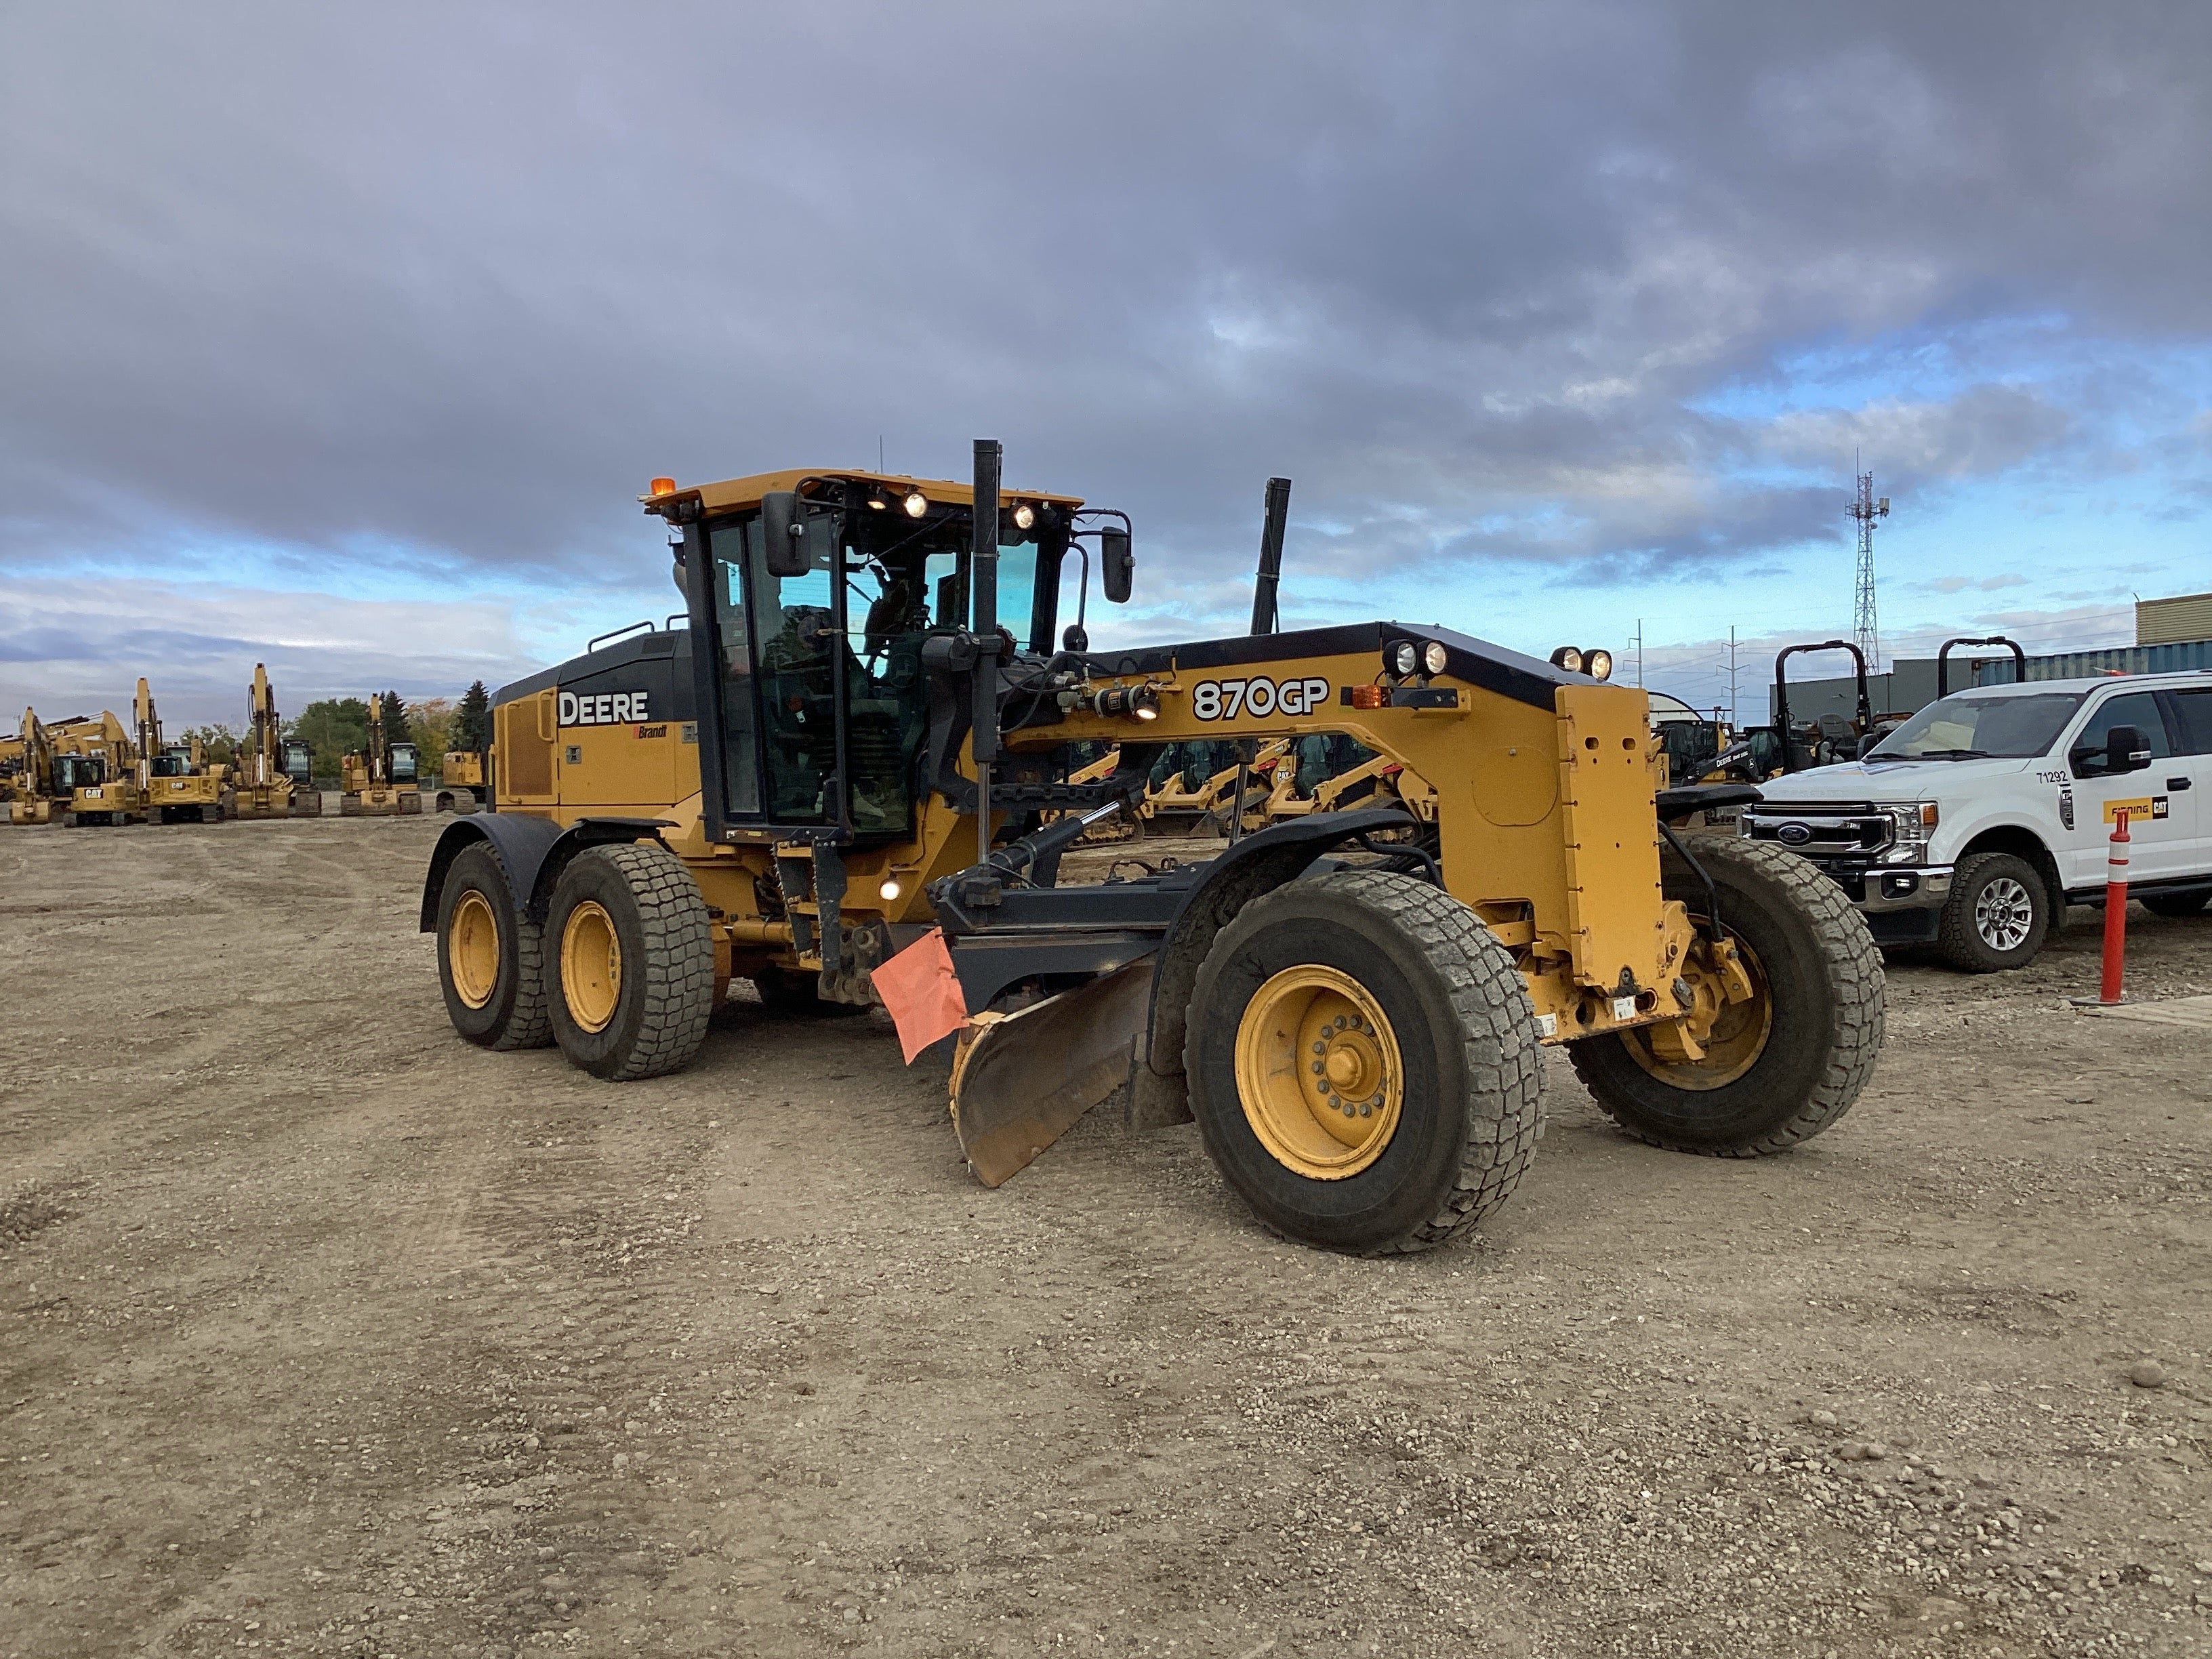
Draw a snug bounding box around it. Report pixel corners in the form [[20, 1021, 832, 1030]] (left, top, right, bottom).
[[1191, 676, 1333, 720]]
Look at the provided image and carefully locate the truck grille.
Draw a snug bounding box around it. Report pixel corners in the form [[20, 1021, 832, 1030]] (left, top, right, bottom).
[[1742, 802, 1891, 857]]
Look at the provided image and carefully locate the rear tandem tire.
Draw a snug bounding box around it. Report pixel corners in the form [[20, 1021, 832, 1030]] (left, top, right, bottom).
[[1568, 837, 1883, 1155], [1183, 868, 1545, 1255], [436, 842, 553, 1050], [546, 844, 715, 1080]]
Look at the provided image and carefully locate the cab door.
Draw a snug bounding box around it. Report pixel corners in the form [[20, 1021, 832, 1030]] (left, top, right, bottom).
[[2158, 687, 2212, 874], [495, 689, 559, 809], [2058, 690, 2189, 886]]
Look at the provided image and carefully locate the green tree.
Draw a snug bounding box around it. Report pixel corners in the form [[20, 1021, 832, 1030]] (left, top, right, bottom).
[[379, 691, 407, 743], [293, 697, 370, 781], [452, 680, 491, 753], [180, 723, 240, 768], [408, 697, 453, 774]]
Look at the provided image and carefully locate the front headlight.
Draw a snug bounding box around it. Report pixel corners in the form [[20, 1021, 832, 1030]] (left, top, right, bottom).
[[1877, 803, 1938, 863]]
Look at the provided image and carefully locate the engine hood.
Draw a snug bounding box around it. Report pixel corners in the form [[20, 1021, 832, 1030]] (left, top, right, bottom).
[[1756, 755, 2032, 803]]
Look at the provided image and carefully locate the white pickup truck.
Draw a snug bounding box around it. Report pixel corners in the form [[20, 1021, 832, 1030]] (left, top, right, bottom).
[[1740, 671, 2212, 969]]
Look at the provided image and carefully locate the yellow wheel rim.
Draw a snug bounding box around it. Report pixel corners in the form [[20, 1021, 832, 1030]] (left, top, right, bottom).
[[449, 889, 500, 1010], [1233, 965, 1404, 1180], [560, 900, 622, 1033], [1624, 933, 1774, 1090]]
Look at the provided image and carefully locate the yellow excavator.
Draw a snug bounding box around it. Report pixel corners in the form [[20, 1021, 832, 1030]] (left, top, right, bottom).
[[61, 711, 145, 825], [232, 663, 320, 819], [6, 710, 60, 825], [134, 678, 232, 823], [340, 695, 422, 815], [422, 447, 1881, 1256]]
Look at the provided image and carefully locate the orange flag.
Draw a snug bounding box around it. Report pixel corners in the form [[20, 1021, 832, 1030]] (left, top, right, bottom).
[[872, 927, 971, 1063]]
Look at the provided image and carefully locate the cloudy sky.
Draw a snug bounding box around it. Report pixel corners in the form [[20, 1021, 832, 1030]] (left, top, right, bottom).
[[4, 1, 2208, 726]]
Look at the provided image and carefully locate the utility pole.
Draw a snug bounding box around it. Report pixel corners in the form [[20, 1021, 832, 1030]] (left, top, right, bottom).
[[1847, 450, 1889, 673], [1727, 626, 1739, 731], [1633, 619, 1644, 687]]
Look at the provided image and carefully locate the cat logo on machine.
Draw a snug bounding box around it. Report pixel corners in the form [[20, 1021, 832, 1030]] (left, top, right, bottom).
[[2101, 795, 2168, 826], [1191, 676, 1333, 721], [558, 689, 651, 728]]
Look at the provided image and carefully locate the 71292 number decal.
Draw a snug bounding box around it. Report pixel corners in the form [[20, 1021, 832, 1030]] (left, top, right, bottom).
[[1191, 676, 1332, 720]]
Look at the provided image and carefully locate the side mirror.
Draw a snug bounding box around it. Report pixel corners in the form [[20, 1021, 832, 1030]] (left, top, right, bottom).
[[1061, 622, 1089, 652], [1100, 527, 1134, 604], [2105, 723, 2152, 774], [760, 491, 811, 579]]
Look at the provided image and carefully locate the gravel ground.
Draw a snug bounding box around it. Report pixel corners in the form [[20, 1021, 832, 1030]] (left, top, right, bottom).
[[3, 813, 2209, 1659]]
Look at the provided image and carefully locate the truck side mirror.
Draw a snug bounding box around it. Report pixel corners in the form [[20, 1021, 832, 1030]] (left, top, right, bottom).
[[760, 491, 811, 579], [2105, 723, 2152, 774], [1100, 527, 1134, 604]]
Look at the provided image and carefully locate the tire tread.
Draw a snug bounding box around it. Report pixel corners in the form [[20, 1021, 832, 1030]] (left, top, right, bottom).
[[1569, 838, 1881, 1155], [1192, 867, 1546, 1254]]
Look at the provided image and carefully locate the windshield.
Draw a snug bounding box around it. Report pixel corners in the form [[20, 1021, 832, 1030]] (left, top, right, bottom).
[[1866, 691, 2084, 760]]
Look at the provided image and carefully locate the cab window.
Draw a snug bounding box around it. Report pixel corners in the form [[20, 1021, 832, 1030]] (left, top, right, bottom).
[[2167, 689, 2212, 755], [2071, 691, 2171, 769]]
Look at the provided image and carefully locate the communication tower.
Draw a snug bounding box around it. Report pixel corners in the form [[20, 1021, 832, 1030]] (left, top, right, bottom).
[[1847, 452, 1889, 672]]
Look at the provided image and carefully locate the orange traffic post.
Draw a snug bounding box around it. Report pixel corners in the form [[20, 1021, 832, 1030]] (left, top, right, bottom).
[[2074, 807, 2131, 1007]]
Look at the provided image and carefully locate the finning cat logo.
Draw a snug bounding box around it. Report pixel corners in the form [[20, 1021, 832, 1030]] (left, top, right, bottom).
[[2059, 787, 2074, 831]]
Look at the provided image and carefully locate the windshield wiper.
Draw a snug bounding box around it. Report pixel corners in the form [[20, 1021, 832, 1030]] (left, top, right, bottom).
[[1884, 747, 1991, 761]]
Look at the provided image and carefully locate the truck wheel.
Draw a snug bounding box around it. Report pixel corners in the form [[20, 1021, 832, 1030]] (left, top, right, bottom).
[[1936, 851, 2049, 971], [1183, 868, 1544, 1255], [436, 842, 552, 1050], [2141, 890, 2211, 919], [1569, 838, 1882, 1155], [546, 843, 714, 1080]]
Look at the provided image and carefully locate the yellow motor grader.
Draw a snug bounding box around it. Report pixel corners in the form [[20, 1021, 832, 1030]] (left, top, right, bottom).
[[422, 445, 1882, 1254], [340, 697, 423, 816], [232, 664, 321, 819]]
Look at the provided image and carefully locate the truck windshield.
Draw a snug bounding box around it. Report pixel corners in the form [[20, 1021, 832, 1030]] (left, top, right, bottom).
[[1865, 692, 2084, 760]]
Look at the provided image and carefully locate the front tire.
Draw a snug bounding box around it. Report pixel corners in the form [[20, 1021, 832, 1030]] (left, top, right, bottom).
[[1937, 851, 2050, 971], [1569, 837, 1882, 1155], [436, 842, 553, 1050], [546, 844, 714, 1080], [1184, 868, 1544, 1254]]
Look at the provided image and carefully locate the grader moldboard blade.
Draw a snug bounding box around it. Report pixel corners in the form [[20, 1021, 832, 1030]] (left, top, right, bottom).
[[949, 957, 1155, 1187]]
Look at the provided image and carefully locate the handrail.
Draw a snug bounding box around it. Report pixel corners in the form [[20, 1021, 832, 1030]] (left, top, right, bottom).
[[1936, 635, 2028, 697], [588, 619, 655, 653], [1771, 640, 1870, 774]]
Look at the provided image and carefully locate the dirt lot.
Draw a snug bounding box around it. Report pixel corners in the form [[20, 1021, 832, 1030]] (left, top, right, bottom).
[[3, 813, 2209, 1659]]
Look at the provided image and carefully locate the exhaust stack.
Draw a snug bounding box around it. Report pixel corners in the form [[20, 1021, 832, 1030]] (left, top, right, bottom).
[[1249, 476, 1292, 635]]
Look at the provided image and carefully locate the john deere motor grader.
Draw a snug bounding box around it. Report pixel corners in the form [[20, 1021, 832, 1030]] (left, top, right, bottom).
[[424, 445, 1882, 1254]]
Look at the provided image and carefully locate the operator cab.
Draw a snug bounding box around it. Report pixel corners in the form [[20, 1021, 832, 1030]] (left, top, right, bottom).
[[660, 470, 1131, 845], [150, 746, 193, 777], [390, 741, 419, 785], [282, 740, 314, 785], [53, 752, 106, 791]]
